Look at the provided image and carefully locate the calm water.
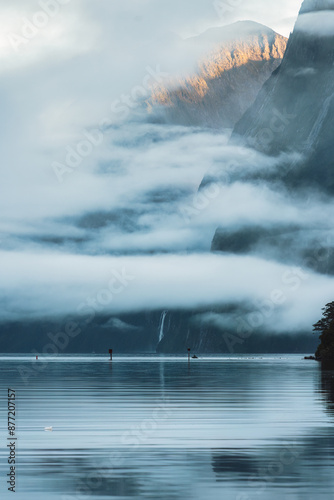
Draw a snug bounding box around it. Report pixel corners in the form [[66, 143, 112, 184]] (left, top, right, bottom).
[[0, 354, 334, 499]]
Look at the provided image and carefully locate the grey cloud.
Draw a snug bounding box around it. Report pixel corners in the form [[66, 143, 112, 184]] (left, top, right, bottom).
[[2, 0, 334, 343], [295, 10, 334, 35], [1, 251, 334, 334]]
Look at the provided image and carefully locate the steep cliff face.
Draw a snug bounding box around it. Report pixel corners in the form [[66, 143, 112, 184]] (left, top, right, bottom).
[[209, 2, 334, 266], [233, 0, 334, 185], [299, 0, 334, 14], [149, 21, 287, 128]]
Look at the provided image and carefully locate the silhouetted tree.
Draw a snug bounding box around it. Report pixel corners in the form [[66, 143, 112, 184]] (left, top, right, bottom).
[[314, 302, 334, 369]]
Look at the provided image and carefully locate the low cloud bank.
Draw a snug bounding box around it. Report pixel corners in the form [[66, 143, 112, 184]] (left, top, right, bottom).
[[1, 252, 334, 335]]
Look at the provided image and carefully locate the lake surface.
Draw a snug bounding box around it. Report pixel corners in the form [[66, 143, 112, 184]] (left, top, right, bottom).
[[0, 354, 334, 499]]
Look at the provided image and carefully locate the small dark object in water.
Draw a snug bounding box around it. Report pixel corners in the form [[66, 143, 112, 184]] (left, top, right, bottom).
[[304, 356, 317, 361], [192, 355, 198, 359]]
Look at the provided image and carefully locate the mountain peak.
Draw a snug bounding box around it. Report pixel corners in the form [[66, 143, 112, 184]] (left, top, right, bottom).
[[149, 22, 287, 128], [188, 21, 281, 46]]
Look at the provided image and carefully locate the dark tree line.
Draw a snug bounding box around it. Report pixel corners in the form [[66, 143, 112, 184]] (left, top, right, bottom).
[[314, 301, 334, 369]]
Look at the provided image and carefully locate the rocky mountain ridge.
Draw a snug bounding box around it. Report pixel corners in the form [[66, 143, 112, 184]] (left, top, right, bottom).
[[149, 21, 287, 128]]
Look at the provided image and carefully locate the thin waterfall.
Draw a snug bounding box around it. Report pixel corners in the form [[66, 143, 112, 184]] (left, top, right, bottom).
[[306, 93, 334, 150], [158, 311, 167, 343]]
